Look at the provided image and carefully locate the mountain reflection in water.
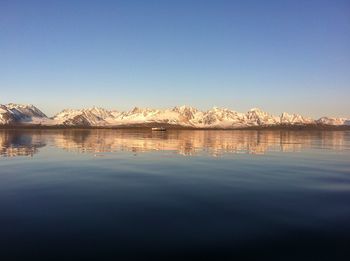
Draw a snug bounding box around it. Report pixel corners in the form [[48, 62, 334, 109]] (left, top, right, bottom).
[[1, 129, 349, 157]]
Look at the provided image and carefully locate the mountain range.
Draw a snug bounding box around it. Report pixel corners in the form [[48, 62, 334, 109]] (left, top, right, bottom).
[[0, 103, 349, 128]]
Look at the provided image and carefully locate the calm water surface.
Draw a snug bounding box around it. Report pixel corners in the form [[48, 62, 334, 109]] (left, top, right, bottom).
[[0, 129, 350, 260]]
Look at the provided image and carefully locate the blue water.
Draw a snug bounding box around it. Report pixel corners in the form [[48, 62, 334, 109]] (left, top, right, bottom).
[[0, 129, 350, 260]]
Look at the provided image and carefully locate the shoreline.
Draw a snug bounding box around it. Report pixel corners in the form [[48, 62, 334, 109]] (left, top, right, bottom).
[[1, 124, 349, 131]]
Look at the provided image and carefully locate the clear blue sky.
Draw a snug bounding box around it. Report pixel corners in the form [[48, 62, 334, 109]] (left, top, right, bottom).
[[1, 0, 349, 117]]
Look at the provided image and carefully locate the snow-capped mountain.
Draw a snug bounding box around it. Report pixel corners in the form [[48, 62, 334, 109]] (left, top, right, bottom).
[[0, 103, 47, 124], [53, 107, 113, 126], [201, 107, 247, 127], [6, 103, 47, 118], [0, 103, 349, 128], [246, 108, 279, 126], [280, 112, 314, 125], [316, 117, 350, 126]]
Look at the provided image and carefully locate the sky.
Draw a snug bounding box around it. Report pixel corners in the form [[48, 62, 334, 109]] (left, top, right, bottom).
[[1, 0, 349, 118]]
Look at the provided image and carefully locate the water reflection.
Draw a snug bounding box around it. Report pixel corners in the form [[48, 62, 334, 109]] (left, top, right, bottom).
[[0, 129, 349, 157], [0, 130, 46, 157]]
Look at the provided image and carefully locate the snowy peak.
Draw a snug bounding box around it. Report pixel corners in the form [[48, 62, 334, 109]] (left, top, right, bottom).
[[1, 103, 349, 128], [85, 107, 112, 119], [280, 112, 314, 125], [53, 107, 113, 126], [201, 107, 245, 127], [316, 117, 349, 126], [173, 105, 198, 114], [172, 105, 201, 123], [6, 103, 47, 118], [246, 108, 278, 126], [0, 105, 12, 124], [0, 103, 47, 124]]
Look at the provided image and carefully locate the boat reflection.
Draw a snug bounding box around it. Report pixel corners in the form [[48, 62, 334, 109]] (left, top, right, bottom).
[[0, 129, 349, 157]]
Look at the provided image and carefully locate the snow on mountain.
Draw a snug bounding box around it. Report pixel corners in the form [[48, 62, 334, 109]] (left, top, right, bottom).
[[0, 105, 12, 124], [1, 103, 349, 128], [0, 103, 47, 124], [172, 106, 203, 126], [173, 105, 200, 120], [200, 107, 246, 127], [316, 117, 349, 126], [116, 107, 164, 122], [6, 103, 47, 118], [106, 106, 201, 126], [53, 107, 113, 126], [280, 112, 315, 125], [246, 108, 279, 126]]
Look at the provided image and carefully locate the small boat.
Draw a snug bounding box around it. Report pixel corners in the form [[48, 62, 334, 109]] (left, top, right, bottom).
[[151, 127, 166, 131]]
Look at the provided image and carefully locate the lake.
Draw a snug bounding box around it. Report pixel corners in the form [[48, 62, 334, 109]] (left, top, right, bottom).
[[0, 129, 349, 260]]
